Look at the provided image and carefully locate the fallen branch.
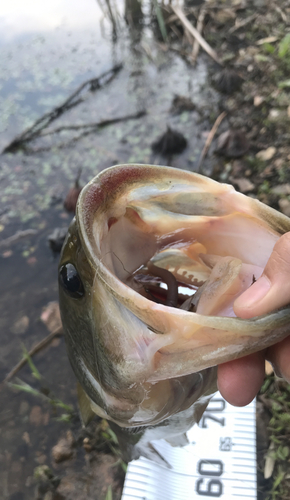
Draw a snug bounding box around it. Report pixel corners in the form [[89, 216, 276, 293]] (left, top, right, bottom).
[[3, 326, 63, 384], [197, 111, 227, 172], [191, 5, 207, 63], [2, 64, 123, 153], [0, 229, 37, 249], [38, 110, 147, 138], [172, 6, 222, 66], [229, 13, 257, 34]]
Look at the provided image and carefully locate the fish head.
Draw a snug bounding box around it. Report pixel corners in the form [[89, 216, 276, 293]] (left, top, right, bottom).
[[59, 164, 290, 428]]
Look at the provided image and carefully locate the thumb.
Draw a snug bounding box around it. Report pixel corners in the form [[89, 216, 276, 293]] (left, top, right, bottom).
[[234, 232, 290, 319]]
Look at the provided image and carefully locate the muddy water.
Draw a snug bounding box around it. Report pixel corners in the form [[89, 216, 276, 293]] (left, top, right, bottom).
[[0, 1, 220, 498]]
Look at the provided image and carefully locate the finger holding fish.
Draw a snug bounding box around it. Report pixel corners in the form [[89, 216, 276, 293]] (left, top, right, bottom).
[[234, 231, 290, 317], [219, 231, 290, 405]]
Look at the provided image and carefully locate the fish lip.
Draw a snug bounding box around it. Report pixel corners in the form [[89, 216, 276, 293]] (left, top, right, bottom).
[[75, 163, 215, 267]]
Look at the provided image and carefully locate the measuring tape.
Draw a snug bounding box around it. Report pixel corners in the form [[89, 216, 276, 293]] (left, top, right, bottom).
[[122, 393, 256, 500]]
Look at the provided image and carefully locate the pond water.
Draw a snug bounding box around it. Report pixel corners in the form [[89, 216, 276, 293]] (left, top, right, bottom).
[[0, 1, 221, 498]]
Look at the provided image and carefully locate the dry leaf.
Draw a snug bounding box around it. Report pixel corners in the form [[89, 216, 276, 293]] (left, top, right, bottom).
[[264, 442, 275, 479]]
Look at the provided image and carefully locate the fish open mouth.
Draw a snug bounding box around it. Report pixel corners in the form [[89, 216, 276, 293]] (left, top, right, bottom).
[[59, 164, 290, 427], [79, 163, 275, 321]]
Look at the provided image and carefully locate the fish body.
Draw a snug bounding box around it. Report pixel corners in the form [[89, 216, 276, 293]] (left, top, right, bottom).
[[59, 164, 290, 462]]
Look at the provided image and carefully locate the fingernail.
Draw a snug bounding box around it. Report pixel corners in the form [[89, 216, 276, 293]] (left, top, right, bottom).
[[235, 275, 271, 309]]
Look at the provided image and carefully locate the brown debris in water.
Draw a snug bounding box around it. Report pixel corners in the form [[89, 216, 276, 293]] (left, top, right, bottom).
[[29, 406, 50, 427], [64, 170, 83, 213], [56, 453, 123, 500], [48, 227, 68, 254], [10, 315, 30, 335], [170, 95, 195, 115], [151, 126, 187, 155], [52, 431, 76, 463], [41, 302, 62, 333]]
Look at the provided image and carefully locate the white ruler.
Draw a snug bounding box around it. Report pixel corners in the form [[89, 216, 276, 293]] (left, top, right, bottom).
[[122, 393, 256, 500]]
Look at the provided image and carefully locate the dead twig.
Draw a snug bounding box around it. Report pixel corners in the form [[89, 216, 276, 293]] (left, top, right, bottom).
[[2, 326, 63, 384], [169, 23, 183, 40], [228, 13, 257, 34], [38, 110, 147, 138], [0, 229, 37, 249], [165, 13, 178, 25], [191, 5, 207, 64], [104, 0, 119, 41], [2, 64, 123, 154], [172, 6, 222, 66], [197, 111, 227, 172]]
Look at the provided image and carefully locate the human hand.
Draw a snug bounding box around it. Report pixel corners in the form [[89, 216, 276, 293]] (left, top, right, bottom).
[[217, 232, 290, 406]]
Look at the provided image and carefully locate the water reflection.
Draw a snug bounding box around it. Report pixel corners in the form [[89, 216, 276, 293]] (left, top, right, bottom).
[[125, 0, 144, 43], [0, 0, 103, 44]]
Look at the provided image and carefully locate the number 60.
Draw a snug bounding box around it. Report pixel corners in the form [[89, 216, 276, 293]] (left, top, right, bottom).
[[196, 460, 223, 497]]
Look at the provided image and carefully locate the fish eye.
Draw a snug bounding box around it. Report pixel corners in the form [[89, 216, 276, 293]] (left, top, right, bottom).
[[59, 263, 84, 298]]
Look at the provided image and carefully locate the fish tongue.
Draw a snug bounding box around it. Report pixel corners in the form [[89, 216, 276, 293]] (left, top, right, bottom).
[[196, 256, 263, 317]]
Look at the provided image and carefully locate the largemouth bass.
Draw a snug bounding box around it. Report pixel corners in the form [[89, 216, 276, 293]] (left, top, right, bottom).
[[58, 164, 290, 463]]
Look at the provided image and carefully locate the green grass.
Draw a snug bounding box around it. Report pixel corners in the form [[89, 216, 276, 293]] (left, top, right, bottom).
[[260, 375, 290, 499]]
